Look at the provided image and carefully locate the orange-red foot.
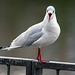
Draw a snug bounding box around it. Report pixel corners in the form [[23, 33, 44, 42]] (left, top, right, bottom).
[[37, 48, 49, 63]]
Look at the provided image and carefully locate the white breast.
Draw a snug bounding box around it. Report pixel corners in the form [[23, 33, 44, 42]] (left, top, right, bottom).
[[32, 21, 60, 47]]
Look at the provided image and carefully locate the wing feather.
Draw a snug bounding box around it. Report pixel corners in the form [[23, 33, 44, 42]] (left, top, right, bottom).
[[10, 24, 43, 47]]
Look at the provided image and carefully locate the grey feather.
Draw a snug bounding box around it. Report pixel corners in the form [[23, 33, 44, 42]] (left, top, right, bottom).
[[10, 24, 43, 47]]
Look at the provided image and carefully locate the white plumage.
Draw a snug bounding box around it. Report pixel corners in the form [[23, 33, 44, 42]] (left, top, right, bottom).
[[0, 6, 60, 62]]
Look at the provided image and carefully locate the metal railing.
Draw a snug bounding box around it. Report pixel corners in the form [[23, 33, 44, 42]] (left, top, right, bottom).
[[0, 56, 75, 75]]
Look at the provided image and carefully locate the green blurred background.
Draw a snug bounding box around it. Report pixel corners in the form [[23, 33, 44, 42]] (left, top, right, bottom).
[[0, 0, 75, 75]]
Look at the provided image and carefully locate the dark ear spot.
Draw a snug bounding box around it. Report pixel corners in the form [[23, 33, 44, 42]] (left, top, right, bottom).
[[53, 10, 54, 13], [46, 10, 48, 12]]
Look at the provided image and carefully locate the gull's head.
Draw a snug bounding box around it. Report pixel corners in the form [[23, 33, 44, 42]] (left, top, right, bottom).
[[45, 6, 55, 22]]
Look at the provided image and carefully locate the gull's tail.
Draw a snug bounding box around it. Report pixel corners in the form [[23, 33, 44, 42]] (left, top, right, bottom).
[[0, 46, 10, 50], [0, 46, 20, 50]]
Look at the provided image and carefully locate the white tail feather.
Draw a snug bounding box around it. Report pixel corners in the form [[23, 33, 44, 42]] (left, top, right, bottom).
[[0, 46, 20, 50]]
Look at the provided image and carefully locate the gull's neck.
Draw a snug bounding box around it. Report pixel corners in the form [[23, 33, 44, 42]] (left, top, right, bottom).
[[50, 14, 57, 25], [43, 13, 57, 26], [42, 13, 60, 34]]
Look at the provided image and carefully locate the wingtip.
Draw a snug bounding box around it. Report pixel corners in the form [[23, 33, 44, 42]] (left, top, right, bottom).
[[0, 46, 8, 50], [0, 47, 3, 49]]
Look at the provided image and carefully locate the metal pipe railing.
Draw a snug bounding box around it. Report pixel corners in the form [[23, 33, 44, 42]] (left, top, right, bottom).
[[0, 56, 75, 75]]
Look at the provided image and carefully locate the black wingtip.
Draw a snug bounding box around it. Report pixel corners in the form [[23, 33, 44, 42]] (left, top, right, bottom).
[[0, 47, 3, 49]]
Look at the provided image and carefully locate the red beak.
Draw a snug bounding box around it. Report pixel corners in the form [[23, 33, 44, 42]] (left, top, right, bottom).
[[48, 13, 52, 22]]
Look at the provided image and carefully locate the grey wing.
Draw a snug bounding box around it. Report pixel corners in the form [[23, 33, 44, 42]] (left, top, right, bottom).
[[10, 24, 43, 47], [24, 30, 43, 46]]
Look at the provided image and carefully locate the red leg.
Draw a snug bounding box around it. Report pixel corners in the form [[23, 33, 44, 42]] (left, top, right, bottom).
[[37, 48, 41, 61], [37, 48, 48, 63]]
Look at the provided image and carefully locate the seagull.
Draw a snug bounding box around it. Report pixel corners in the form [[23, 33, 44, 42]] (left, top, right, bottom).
[[0, 6, 60, 62]]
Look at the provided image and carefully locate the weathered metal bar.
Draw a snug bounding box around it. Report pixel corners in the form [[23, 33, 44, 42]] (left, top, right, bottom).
[[0, 56, 33, 75], [0, 56, 34, 66], [0, 56, 75, 75], [32, 61, 75, 71], [7, 65, 10, 75], [36, 68, 42, 75], [56, 69, 60, 75], [32, 61, 43, 75], [26, 62, 32, 75]]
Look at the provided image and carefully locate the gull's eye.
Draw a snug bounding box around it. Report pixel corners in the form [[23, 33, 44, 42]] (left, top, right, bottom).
[[53, 10, 54, 13], [46, 10, 48, 12]]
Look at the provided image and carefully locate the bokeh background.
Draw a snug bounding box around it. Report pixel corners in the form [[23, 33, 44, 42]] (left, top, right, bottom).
[[0, 0, 75, 75]]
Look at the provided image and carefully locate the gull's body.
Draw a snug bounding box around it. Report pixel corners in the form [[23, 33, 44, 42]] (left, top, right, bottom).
[[0, 6, 60, 62]]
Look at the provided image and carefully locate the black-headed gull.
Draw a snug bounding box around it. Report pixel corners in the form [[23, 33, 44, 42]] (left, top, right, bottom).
[[0, 6, 60, 62]]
